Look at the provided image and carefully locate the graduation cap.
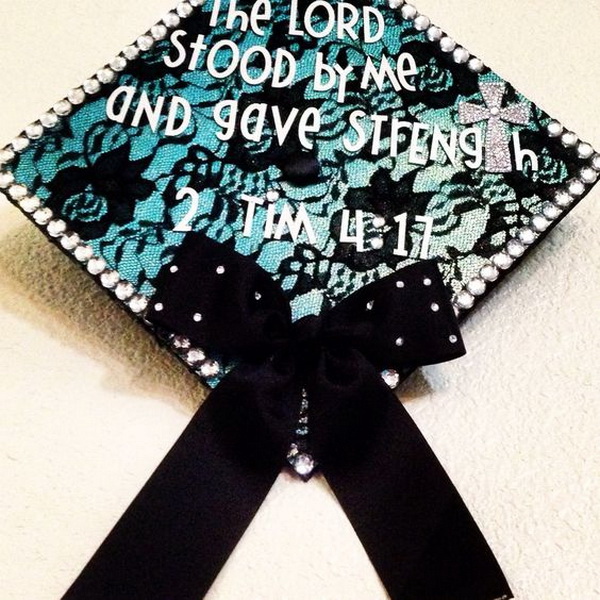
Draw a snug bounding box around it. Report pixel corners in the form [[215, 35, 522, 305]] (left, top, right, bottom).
[[1, 1, 597, 598]]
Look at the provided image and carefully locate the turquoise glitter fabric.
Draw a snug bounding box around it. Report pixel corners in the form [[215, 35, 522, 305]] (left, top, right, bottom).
[[7, 0, 591, 322]]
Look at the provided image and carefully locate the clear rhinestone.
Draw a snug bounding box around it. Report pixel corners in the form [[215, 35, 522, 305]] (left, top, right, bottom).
[[290, 453, 315, 478], [453, 47, 470, 64], [177, 2, 194, 18], [580, 167, 598, 184], [216, 265, 225, 275], [423, 277, 432, 286], [110, 56, 128, 72], [577, 142, 594, 159], [401, 4, 418, 20], [74, 244, 94, 262], [129, 295, 149, 314], [254, 291, 262, 301], [115, 281, 135, 301], [97, 68, 116, 84], [83, 78, 101, 95], [449, 335, 458, 344], [492, 252, 513, 270], [200, 360, 221, 378], [123, 45, 140, 60], [41, 112, 59, 129], [592, 154, 600, 171], [266, 189, 280, 202], [370, 237, 384, 250], [47, 219, 67, 237], [414, 15, 430, 30], [517, 227, 537, 245], [372, 215, 386, 228], [366, 300, 374, 311], [431, 302, 440, 312], [8, 184, 28, 200], [137, 35, 155, 51], [546, 120, 563, 137], [87, 257, 107, 275], [12, 136, 30, 152], [439, 37, 456, 53], [554, 191, 573, 208], [542, 201, 562, 220], [568, 180, 585, 197], [19, 195, 41, 213], [154, 302, 164, 312], [396, 280, 405, 288], [0, 171, 14, 188], [427, 26, 443, 42], [0, 148, 15, 164], [561, 131, 578, 148], [455, 290, 475, 310], [193, 313, 202, 322], [506, 239, 526, 258], [25, 122, 44, 139], [186, 349, 206, 365], [150, 24, 168, 40], [468, 57, 484, 73], [466, 278, 486, 296], [100, 270, 120, 289], [530, 214, 550, 233], [60, 233, 80, 251], [33, 208, 53, 225], [480, 264, 499, 282], [395, 337, 405, 347], [381, 369, 400, 389], [163, 12, 182, 28], [170, 265, 179, 273], [67, 87, 86, 105], [53, 99, 73, 116], [388, 0, 405, 8]]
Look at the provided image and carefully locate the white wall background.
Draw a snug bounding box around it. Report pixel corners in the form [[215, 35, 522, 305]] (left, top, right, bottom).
[[0, 2, 598, 599]]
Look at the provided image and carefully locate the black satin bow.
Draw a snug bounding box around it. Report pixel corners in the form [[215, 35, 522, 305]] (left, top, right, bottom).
[[63, 234, 512, 600]]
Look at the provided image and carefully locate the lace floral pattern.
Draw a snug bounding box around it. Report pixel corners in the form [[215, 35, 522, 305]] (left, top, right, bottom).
[[10, 0, 577, 318]]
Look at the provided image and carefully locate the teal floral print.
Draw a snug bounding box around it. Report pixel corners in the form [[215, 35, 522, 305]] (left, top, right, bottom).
[[9, 0, 584, 320]]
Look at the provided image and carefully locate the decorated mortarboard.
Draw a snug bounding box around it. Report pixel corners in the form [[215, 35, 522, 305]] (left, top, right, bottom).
[[1, 0, 598, 598]]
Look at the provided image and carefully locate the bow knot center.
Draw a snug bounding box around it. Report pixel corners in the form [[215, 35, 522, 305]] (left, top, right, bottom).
[[290, 314, 326, 371]]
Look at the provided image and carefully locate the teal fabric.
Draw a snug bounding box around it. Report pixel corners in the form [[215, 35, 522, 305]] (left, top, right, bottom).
[[11, 0, 581, 321]]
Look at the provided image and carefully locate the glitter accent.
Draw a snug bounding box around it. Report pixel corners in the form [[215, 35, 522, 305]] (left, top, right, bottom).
[[459, 82, 530, 173]]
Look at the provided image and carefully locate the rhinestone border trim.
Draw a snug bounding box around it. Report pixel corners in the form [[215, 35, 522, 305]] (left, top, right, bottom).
[[0, 0, 217, 378], [0, 0, 598, 385], [386, 0, 599, 315]]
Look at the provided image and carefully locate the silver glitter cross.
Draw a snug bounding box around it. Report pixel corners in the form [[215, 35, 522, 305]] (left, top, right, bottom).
[[459, 82, 530, 173]]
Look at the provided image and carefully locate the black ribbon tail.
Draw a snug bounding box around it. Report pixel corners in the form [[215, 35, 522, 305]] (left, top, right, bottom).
[[63, 233, 513, 599], [322, 388, 513, 600], [62, 387, 282, 600]]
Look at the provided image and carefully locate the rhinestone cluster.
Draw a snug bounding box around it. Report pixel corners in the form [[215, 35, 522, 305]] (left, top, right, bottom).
[[170, 335, 221, 379], [0, 1, 218, 375], [287, 442, 316, 480], [0, 0, 597, 363], [452, 144, 596, 314], [0, 1, 203, 164], [387, 0, 600, 315], [389, 0, 485, 73], [287, 389, 316, 479]]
